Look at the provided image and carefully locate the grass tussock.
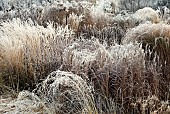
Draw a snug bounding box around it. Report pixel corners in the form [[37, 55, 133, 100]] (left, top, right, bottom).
[[133, 7, 161, 23], [0, 18, 75, 90], [123, 23, 170, 65], [33, 70, 97, 114]]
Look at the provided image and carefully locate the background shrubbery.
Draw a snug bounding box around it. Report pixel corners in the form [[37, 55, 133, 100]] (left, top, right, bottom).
[[0, 0, 169, 114]]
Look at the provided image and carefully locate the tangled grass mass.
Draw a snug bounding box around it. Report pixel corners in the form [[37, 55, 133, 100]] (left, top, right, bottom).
[[0, 0, 170, 114]]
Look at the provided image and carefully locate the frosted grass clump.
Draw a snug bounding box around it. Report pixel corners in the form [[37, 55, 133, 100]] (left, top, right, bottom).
[[90, 0, 118, 24], [123, 23, 170, 44], [123, 23, 170, 103], [67, 13, 83, 32], [123, 23, 170, 65], [63, 43, 96, 72], [0, 90, 49, 114], [95, 0, 119, 14], [0, 18, 74, 69], [63, 40, 145, 85], [0, 18, 55, 39], [63, 39, 152, 113], [63, 39, 145, 74], [109, 43, 145, 66], [0, 18, 55, 68], [112, 11, 138, 35], [33, 70, 95, 114], [0, 18, 75, 89], [107, 43, 162, 113], [62, 39, 114, 73], [133, 7, 160, 23], [85, 0, 120, 29]]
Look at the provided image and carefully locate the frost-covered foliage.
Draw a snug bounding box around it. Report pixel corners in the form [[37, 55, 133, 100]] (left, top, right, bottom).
[[112, 11, 138, 36], [123, 23, 170, 65], [0, 90, 49, 113], [0, 0, 45, 20], [63, 39, 145, 72], [123, 23, 170, 103], [0, 18, 75, 89], [80, 26, 125, 45], [0, 18, 55, 75], [133, 7, 160, 23], [83, 0, 120, 30], [0, 0, 120, 31], [33, 70, 96, 114], [1, 91, 169, 114], [61, 39, 164, 113], [39, 1, 86, 28], [0, 0, 170, 114], [91, 0, 119, 15], [123, 23, 170, 44], [131, 95, 170, 114]]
